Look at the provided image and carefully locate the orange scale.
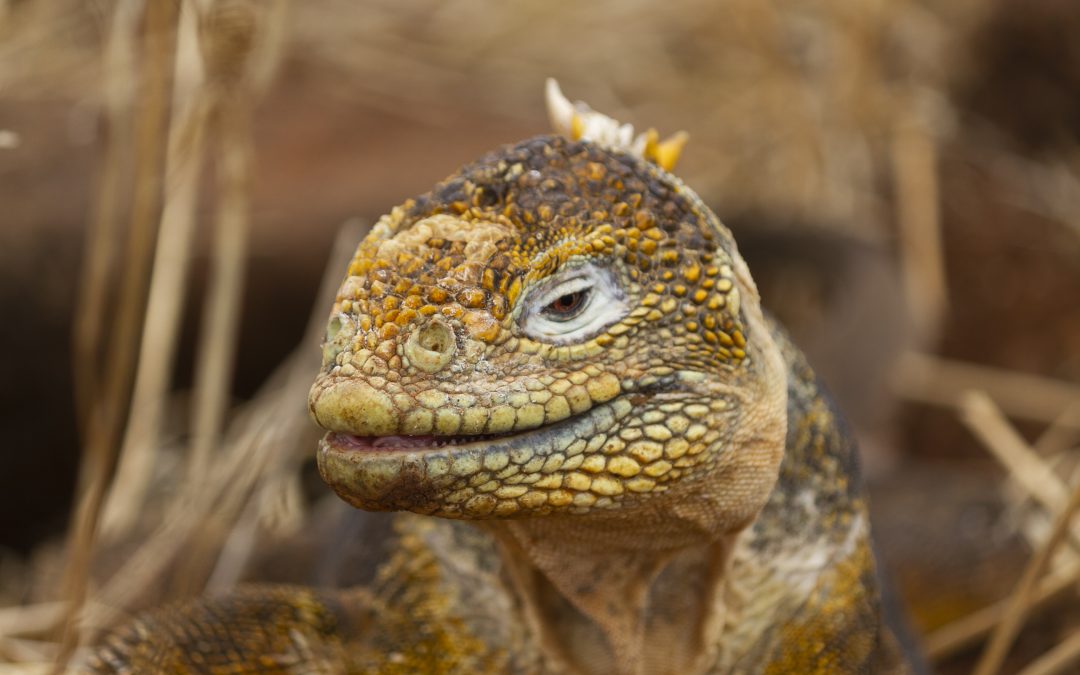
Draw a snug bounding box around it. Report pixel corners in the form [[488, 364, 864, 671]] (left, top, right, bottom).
[[379, 323, 400, 340], [458, 289, 487, 309]]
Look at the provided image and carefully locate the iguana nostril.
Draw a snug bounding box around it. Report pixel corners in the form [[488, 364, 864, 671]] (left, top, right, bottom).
[[405, 318, 456, 373], [322, 313, 355, 366], [418, 320, 452, 353]]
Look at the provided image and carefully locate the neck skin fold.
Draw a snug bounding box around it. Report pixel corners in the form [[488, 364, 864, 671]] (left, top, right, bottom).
[[487, 511, 742, 675]]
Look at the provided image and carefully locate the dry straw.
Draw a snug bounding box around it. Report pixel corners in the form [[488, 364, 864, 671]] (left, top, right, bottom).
[[38, 0, 288, 670], [55, 1, 181, 667]]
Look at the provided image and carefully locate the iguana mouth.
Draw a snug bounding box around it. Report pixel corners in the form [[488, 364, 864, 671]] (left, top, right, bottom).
[[308, 370, 627, 439], [315, 380, 682, 457], [322, 385, 672, 457], [317, 394, 639, 514], [316, 380, 693, 517], [328, 430, 521, 452], [321, 393, 621, 457]]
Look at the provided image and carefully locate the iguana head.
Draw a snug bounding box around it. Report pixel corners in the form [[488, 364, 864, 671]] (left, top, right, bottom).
[[310, 81, 787, 543]]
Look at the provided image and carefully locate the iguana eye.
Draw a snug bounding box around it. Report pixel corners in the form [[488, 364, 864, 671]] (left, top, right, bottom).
[[521, 263, 627, 343], [542, 288, 590, 320]]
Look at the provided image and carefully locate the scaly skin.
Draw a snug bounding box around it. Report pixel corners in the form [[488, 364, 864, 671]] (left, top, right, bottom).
[[85, 131, 909, 674]]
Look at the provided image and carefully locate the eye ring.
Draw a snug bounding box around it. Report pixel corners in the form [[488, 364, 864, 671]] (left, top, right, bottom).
[[519, 262, 628, 344]]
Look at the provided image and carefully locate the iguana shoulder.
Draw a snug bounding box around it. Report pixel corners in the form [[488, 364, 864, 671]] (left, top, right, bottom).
[[721, 323, 906, 672]]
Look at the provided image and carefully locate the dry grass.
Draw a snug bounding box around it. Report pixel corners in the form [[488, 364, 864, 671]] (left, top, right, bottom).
[[54, 0, 181, 667], [0, 0, 1077, 673]]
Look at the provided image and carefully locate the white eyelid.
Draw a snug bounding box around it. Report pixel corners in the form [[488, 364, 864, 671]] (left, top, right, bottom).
[[521, 264, 628, 344]]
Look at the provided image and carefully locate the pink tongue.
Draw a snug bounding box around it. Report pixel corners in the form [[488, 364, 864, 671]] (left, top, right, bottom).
[[335, 433, 439, 451], [370, 435, 438, 449]]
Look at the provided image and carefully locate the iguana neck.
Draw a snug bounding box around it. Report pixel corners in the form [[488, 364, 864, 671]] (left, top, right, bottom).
[[489, 514, 738, 675]]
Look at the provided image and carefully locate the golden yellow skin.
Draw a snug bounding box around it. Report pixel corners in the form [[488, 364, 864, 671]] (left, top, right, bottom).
[[86, 135, 909, 674]]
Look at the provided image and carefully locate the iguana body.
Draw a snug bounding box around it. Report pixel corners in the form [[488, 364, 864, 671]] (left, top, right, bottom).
[[86, 89, 908, 674]]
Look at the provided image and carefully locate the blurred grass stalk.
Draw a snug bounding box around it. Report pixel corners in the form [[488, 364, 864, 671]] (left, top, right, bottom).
[[100, 0, 211, 540], [892, 352, 1080, 429], [923, 393, 1080, 674], [54, 0, 288, 670], [187, 0, 264, 486], [78, 220, 357, 634], [970, 437, 1080, 675], [891, 109, 946, 342], [57, 0, 180, 669]]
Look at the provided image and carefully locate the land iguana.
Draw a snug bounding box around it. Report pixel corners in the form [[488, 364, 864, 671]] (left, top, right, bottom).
[[86, 80, 910, 674]]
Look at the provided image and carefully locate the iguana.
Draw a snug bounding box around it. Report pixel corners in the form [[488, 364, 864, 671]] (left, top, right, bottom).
[[85, 81, 910, 674]]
